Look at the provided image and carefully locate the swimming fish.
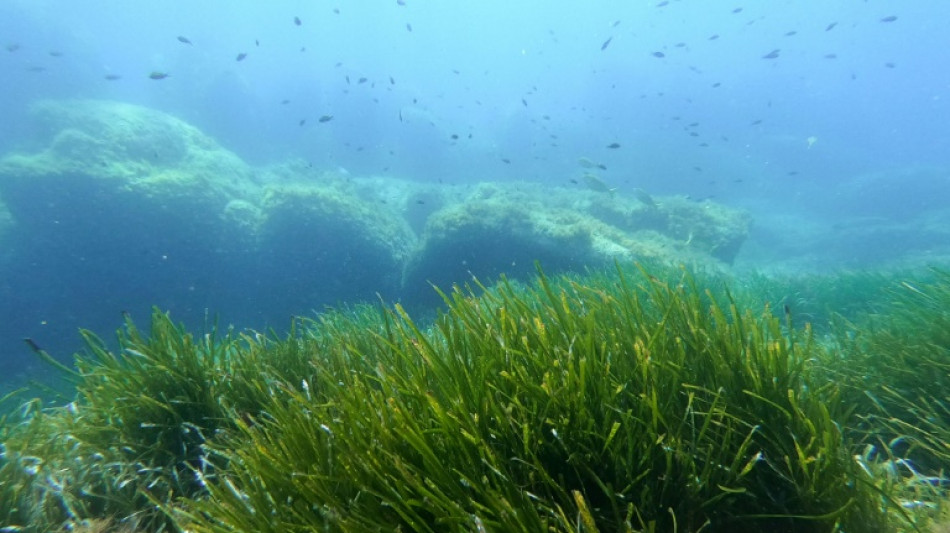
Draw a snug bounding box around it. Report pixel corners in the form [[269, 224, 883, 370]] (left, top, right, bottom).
[[583, 173, 616, 195], [762, 49, 780, 59], [318, 115, 334, 122], [601, 37, 613, 50], [652, 51, 665, 58], [177, 36, 192, 45], [104, 74, 122, 80], [606, 143, 621, 149], [633, 188, 658, 208], [236, 52, 247, 61], [880, 15, 898, 22], [294, 16, 302, 25], [149, 71, 170, 80]]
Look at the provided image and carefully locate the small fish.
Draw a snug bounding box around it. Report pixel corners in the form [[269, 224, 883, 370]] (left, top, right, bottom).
[[501, 158, 511, 164], [49, 50, 63, 57], [294, 16, 302, 26], [521, 98, 528, 107], [708, 34, 720, 40], [358, 77, 367, 83], [255, 39, 260, 46], [652, 51, 665, 58], [784, 30, 797, 36], [762, 49, 780, 59], [299, 119, 306, 126], [750, 119, 762, 125], [612, 20, 621, 27], [5, 43, 21, 52], [880, 15, 898, 23], [884, 62, 896, 68], [732, 7, 743, 13], [606, 143, 621, 149], [450, 134, 459, 140], [824, 53, 837, 59], [656, 1, 669, 6], [397, 0, 407, 5], [104, 74, 122, 80], [600, 37, 613, 50], [334, 8, 340, 14], [318, 115, 333, 122], [406, 23, 413, 32], [711, 82, 721, 87], [280, 99, 290, 104], [236, 52, 247, 61], [389, 76, 395, 84], [177, 35, 192, 45], [149, 71, 170, 80], [825, 22, 838, 31], [675, 42, 686, 47]]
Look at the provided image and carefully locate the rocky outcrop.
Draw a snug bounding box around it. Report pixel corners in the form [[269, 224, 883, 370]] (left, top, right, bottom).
[[0, 99, 750, 318]]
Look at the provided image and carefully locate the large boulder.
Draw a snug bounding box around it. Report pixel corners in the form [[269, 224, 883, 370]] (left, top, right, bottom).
[[0, 99, 256, 253], [255, 173, 417, 306], [402, 182, 751, 300]]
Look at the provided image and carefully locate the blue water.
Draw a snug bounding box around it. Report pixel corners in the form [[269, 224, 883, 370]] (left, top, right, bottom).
[[1, 0, 949, 389]]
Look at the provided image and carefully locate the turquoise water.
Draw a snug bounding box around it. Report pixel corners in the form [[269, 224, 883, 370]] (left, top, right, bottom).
[[0, 0, 948, 388]]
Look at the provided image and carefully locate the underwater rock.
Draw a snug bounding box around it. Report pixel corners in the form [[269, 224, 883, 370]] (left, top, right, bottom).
[[0, 98, 750, 330], [0, 100, 264, 328], [0, 99, 256, 243], [402, 182, 750, 302], [583, 193, 752, 263], [257, 177, 416, 305]]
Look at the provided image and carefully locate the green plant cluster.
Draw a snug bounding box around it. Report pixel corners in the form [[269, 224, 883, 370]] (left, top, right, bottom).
[[1, 264, 950, 532]]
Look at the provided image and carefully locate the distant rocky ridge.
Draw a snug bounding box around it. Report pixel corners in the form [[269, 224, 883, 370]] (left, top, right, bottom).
[[0, 100, 750, 313]]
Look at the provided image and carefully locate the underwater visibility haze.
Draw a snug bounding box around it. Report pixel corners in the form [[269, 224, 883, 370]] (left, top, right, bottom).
[[1, 1, 950, 531]]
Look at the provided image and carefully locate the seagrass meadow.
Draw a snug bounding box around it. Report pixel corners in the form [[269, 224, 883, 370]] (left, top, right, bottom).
[[2, 263, 950, 533]]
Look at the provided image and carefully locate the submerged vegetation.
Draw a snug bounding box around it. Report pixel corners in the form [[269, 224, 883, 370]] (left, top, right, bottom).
[[2, 263, 950, 532]]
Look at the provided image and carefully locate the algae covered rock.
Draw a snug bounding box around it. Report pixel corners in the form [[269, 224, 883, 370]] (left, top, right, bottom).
[[583, 193, 752, 263], [403, 183, 597, 294], [403, 182, 751, 298], [0, 99, 256, 247], [257, 178, 416, 304]]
